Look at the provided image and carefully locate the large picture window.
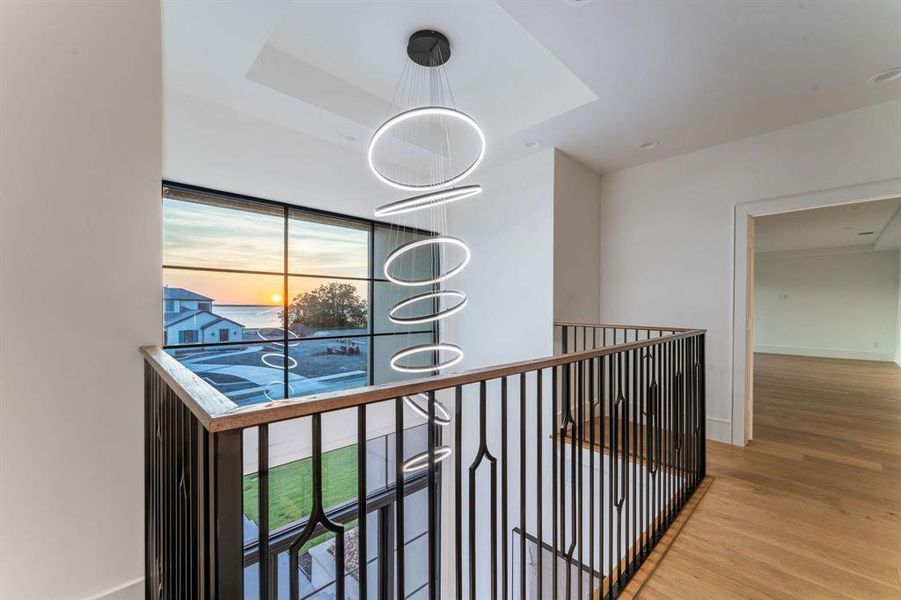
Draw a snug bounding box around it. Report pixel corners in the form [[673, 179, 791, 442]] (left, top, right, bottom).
[[162, 183, 438, 405]]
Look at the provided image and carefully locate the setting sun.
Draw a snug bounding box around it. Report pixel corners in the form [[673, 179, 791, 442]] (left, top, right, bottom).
[[271, 294, 282, 304]]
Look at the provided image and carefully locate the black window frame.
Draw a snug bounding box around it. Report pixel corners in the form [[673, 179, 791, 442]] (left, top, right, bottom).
[[161, 181, 440, 399]]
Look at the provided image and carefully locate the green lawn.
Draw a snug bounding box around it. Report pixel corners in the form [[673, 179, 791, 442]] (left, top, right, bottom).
[[243, 443, 359, 531]]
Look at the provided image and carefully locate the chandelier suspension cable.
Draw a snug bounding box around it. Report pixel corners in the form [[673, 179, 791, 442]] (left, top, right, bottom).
[[367, 30, 483, 473]]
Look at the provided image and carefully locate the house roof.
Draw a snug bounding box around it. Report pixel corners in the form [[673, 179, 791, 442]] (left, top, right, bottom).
[[200, 316, 246, 330], [165, 309, 246, 329], [164, 309, 204, 327], [163, 287, 213, 302]]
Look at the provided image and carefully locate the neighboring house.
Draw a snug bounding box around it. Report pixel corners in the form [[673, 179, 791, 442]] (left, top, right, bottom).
[[163, 287, 245, 345]]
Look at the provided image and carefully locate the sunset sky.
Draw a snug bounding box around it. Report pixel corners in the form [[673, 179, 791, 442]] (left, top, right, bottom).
[[163, 198, 368, 304]]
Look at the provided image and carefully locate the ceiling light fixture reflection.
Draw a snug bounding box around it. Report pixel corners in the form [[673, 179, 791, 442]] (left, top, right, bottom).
[[401, 446, 453, 474], [383, 236, 471, 287], [403, 393, 453, 426], [868, 66, 901, 85], [263, 382, 295, 401], [261, 353, 298, 370], [257, 327, 300, 347], [374, 185, 482, 217], [367, 106, 486, 191], [388, 290, 467, 325], [389, 343, 464, 373]]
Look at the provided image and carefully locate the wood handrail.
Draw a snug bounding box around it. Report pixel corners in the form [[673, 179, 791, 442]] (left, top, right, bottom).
[[553, 321, 694, 332], [142, 325, 705, 433]]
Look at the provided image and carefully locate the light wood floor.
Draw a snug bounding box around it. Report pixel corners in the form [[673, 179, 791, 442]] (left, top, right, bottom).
[[629, 353, 901, 599]]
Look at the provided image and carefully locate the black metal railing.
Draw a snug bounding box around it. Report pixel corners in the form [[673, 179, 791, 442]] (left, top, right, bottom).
[[145, 322, 706, 599]]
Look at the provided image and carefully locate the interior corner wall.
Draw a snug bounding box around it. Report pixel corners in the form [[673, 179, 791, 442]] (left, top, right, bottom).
[[0, 2, 162, 599], [754, 249, 900, 361], [897, 253, 901, 366], [553, 150, 602, 323], [598, 99, 901, 444]]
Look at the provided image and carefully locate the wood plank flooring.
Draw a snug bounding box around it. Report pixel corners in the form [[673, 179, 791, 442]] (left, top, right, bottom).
[[628, 353, 901, 599]]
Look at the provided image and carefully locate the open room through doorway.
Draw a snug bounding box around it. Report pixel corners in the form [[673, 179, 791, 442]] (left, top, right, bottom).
[[745, 196, 901, 442]]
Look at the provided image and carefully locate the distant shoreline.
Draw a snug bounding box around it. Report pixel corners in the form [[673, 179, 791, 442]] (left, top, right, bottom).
[[216, 304, 280, 308]]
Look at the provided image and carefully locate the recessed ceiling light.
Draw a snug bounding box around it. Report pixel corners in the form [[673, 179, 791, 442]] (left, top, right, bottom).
[[523, 139, 543, 149], [637, 140, 659, 150], [564, 0, 592, 6], [857, 231, 875, 236], [868, 66, 901, 85], [338, 133, 357, 142]]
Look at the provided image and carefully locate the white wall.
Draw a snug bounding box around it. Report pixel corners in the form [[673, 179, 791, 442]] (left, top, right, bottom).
[[754, 249, 899, 361], [446, 148, 556, 368], [0, 2, 162, 599], [553, 150, 602, 322], [599, 100, 901, 443], [897, 253, 901, 366]]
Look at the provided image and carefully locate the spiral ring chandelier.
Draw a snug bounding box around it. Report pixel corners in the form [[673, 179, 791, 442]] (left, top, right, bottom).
[[382, 236, 471, 287], [366, 30, 484, 474], [388, 290, 467, 325], [368, 106, 485, 192]]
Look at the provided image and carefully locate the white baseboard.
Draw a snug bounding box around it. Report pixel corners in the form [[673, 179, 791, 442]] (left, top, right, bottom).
[[84, 578, 143, 600], [705, 417, 732, 444], [754, 345, 895, 362]]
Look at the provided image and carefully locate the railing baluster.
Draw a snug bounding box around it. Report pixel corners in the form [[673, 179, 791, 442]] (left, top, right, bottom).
[[519, 374, 527, 600], [577, 360, 584, 600], [468, 381, 498, 599], [357, 406, 367, 599], [560, 359, 574, 598], [608, 352, 615, 594], [167, 386, 173, 598], [178, 401, 184, 598], [428, 391, 437, 600], [491, 390, 499, 600], [454, 386, 463, 600], [619, 351, 627, 586], [395, 398, 405, 599], [501, 380, 509, 600], [588, 357, 595, 598], [700, 334, 707, 479], [535, 369, 543, 599], [631, 347, 638, 573], [598, 354, 605, 596], [655, 342, 662, 541], [259, 424, 270, 600], [641, 346, 649, 558], [551, 366, 558, 599], [212, 428, 243, 600], [288, 414, 344, 600], [666, 341, 673, 527]]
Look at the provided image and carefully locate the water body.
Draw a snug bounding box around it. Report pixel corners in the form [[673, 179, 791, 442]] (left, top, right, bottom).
[[215, 305, 282, 329]]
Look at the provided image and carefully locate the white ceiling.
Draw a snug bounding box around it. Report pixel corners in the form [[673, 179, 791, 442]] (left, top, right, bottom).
[[755, 197, 901, 254], [497, 0, 901, 172], [163, 0, 901, 179]]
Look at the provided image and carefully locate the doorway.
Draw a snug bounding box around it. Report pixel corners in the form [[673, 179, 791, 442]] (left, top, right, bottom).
[[731, 179, 901, 445], [748, 198, 901, 439]]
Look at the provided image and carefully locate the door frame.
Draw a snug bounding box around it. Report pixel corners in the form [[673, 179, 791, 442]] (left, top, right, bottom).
[[730, 177, 901, 445]]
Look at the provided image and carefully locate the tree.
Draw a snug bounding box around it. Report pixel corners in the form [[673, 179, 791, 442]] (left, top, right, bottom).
[[281, 281, 367, 331]]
